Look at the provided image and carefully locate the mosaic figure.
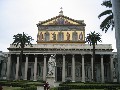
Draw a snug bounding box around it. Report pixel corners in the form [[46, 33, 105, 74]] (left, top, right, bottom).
[[66, 32, 70, 40], [52, 32, 56, 40], [79, 32, 83, 40]]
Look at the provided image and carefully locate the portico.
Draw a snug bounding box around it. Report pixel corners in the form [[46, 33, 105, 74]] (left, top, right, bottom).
[[7, 44, 113, 82]]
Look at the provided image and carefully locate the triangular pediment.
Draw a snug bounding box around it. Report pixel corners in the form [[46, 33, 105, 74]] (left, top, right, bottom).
[[38, 15, 85, 26]]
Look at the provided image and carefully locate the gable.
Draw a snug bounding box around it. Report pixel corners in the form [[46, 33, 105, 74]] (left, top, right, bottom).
[[38, 15, 85, 26]]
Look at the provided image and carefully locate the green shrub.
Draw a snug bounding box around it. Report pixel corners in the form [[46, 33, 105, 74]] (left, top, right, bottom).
[[14, 85, 37, 90], [50, 87, 58, 90], [24, 85, 37, 90]]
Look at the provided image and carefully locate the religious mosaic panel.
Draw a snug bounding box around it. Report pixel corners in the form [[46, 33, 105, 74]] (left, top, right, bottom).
[[37, 31, 84, 42]]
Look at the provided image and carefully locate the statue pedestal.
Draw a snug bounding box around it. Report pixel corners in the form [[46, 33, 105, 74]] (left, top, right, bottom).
[[46, 75, 55, 88]]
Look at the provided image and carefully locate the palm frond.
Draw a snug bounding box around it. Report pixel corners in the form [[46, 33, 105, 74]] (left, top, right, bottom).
[[100, 14, 114, 33], [98, 10, 112, 19], [98, 0, 114, 33], [101, 0, 112, 8]]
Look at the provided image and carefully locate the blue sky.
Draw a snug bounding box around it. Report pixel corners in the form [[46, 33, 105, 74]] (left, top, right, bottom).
[[0, 0, 116, 52]]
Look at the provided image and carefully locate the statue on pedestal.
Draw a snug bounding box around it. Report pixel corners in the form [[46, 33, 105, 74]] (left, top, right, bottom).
[[48, 55, 56, 76], [46, 55, 56, 87]]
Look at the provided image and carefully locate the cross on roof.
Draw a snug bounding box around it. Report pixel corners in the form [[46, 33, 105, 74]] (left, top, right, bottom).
[[59, 7, 63, 15]]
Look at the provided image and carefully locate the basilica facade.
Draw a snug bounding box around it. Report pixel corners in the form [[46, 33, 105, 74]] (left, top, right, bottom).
[[2, 11, 117, 83]]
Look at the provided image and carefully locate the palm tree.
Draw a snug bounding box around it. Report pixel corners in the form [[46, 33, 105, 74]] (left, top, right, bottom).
[[98, 0, 114, 33], [12, 32, 34, 79], [86, 31, 102, 81]]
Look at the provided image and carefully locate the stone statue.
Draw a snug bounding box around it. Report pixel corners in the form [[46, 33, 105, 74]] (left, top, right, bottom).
[[39, 32, 43, 41], [52, 32, 56, 40], [37, 33, 39, 41], [48, 55, 56, 76], [66, 32, 70, 40], [79, 32, 83, 40]]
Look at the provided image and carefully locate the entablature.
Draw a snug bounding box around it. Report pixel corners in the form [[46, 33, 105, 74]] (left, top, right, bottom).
[[8, 44, 113, 52]]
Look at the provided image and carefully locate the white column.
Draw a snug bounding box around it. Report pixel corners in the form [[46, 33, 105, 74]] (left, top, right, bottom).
[[110, 55, 114, 82], [62, 54, 65, 82], [34, 55, 37, 81], [1, 61, 6, 76], [101, 55, 104, 83], [91, 55, 93, 81], [15, 55, 19, 80], [24, 55, 28, 80], [6, 54, 11, 80], [72, 55, 75, 82], [82, 54, 85, 82], [43, 55, 47, 81], [111, 0, 120, 82]]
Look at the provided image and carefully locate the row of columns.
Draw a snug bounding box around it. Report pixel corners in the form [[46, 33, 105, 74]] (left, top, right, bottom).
[[6, 54, 114, 82]]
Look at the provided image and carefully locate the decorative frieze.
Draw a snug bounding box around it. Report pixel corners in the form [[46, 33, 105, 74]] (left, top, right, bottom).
[[38, 26, 84, 31]]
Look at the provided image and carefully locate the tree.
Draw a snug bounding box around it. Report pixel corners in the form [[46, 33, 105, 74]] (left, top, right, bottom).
[[12, 32, 34, 79], [98, 0, 114, 33], [86, 31, 102, 81]]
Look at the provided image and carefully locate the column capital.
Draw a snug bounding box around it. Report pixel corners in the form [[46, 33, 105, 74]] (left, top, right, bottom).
[[16, 54, 20, 57], [62, 54, 66, 56], [25, 54, 29, 57], [81, 54, 84, 57], [8, 54, 11, 57], [101, 54, 104, 58], [101, 55, 103, 58], [91, 54, 93, 57], [62, 54, 66, 58], [44, 54, 47, 58], [35, 54, 38, 57], [110, 54, 114, 58], [81, 54, 84, 56]]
